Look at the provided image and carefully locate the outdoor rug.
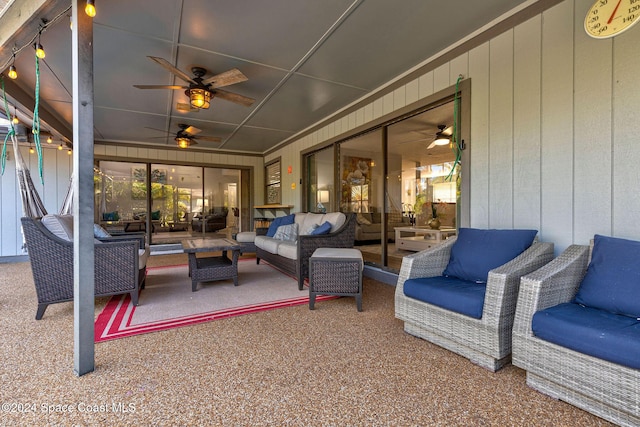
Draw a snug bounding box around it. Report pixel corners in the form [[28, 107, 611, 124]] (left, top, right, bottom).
[[95, 259, 333, 342]]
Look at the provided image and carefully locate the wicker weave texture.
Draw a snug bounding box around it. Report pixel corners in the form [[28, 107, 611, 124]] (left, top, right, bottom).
[[512, 244, 640, 427], [188, 249, 240, 290], [310, 259, 362, 294], [395, 238, 554, 371], [21, 217, 144, 320], [257, 213, 356, 290]]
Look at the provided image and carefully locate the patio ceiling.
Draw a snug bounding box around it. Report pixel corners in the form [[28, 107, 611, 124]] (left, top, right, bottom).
[[0, 0, 530, 155]]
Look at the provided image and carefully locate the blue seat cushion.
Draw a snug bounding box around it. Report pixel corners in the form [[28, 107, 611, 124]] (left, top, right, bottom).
[[532, 302, 640, 369], [443, 228, 538, 283], [574, 234, 640, 318], [266, 214, 295, 237], [403, 276, 486, 319]]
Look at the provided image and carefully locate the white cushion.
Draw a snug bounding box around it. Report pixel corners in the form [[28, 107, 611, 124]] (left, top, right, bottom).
[[296, 213, 326, 236], [255, 235, 282, 254], [277, 241, 298, 260], [323, 212, 346, 232], [93, 223, 111, 238], [311, 247, 362, 261], [41, 214, 74, 241], [138, 247, 149, 269], [236, 231, 256, 243]]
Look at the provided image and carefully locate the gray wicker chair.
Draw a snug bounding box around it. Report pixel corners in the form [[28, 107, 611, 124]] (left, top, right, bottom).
[[395, 236, 554, 371], [21, 217, 146, 320], [512, 244, 640, 427]]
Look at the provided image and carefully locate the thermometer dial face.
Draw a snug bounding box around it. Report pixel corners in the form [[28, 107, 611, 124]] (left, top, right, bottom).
[[585, 0, 640, 38]]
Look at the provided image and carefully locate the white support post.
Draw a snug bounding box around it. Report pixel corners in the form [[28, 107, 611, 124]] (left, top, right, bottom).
[[72, 0, 95, 376]]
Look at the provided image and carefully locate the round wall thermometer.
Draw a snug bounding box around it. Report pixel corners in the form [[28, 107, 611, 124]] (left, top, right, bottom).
[[585, 0, 640, 38]]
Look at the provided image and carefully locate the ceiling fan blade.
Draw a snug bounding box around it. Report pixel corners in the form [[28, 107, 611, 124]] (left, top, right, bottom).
[[195, 135, 222, 143], [176, 102, 199, 112], [214, 89, 255, 107], [202, 68, 248, 88], [147, 56, 197, 84], [184, 126, 202, 136], [134, 85, 188, 90], [426, 141, 437, 150], [443, 125, 453, 135]]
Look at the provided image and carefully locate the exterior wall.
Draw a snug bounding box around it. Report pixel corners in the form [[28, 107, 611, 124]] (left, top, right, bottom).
[[0, 144, 263, 256], [267, 0, 640, 254]]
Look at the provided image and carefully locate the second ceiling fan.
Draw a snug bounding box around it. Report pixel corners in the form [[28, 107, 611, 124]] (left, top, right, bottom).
[[147, 123, 221, 149], [134, 56, 255, 110]]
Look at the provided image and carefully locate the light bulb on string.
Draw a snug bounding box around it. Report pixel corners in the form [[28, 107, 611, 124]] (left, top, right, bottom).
[[58, 143, 63, 151], [46, 135, 53, 144], [85, 0, 96, 18], [34, 31, 45, 59], [12, 106, 19, 125], [7, 53, 17, 79], [29, 144, 35, 154]]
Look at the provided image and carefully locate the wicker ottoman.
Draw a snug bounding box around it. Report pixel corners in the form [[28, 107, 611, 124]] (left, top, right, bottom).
[[233, 231, 257, 254], [309, 248, 363, 311]]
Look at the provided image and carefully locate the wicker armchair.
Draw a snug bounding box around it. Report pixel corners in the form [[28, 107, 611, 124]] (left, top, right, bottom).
[[21, 217, 145, 320], [512, 244, 640, 427], [395, 235, 554, 371]]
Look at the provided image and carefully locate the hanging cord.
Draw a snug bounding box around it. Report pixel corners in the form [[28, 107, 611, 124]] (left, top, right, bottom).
[[32, 53, 44, 184], [445, 74, 464, 182], [1, 77, 15, 175]]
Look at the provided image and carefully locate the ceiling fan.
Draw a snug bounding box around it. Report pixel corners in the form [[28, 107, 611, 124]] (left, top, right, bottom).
[[134, 56, 255, 110], [147, 123, 221, 149], [426, 125, 452, 149]]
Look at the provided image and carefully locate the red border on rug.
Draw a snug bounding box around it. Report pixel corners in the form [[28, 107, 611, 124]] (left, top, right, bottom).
[[94, 261, 335, 342]]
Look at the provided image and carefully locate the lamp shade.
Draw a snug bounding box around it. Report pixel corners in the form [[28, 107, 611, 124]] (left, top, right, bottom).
[[318, 190, 329, 203], [189, 88, 211, 109], [176, 137, 191, 149]]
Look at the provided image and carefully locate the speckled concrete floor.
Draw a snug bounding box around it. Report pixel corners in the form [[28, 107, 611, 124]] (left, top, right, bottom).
[[0, 257, 613, 426]]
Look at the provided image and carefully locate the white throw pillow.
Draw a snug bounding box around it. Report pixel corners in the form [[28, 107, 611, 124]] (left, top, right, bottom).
[[273, 223, 298, 242]]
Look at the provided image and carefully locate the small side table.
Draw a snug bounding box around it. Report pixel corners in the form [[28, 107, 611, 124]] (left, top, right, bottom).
[[309, 248, 364, 312]]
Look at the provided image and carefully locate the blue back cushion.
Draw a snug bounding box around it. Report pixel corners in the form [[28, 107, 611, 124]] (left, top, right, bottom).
[[574, 234, 640, 318], [310, 221, 332, 235], [403, 276, 486, 319], [532, 302, 640, 369], [443, 228, 538, 283], [266, 214, 295, 237]]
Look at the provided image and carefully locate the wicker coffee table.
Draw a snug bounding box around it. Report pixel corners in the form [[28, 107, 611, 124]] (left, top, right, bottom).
[[182, 238, 242, 291]]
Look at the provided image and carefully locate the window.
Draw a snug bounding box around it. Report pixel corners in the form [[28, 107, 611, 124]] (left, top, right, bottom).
[[265, 159, 281, 204]]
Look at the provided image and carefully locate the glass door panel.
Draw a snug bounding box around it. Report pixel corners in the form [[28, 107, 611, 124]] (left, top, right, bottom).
[[306, 145, 334, 213]]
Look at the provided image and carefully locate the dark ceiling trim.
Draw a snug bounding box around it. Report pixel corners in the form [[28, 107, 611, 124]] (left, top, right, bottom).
[[265, 0, 564, 157]]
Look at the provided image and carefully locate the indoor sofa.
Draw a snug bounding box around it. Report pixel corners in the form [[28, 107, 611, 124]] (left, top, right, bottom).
[[255, 212, 356, 290], [192, 207, 228, 232], [512, 235, 640, 427], [355, 211, 410, 242]]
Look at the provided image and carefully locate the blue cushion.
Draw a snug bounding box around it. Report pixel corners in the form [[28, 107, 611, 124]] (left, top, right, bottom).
[[574, 234, 640, 318], [403, 276, 486, 319], [310, 221, 332, 235], [443, 228, 537, 283], [532, 302, 640, 369], [266, 214, 295, 237]]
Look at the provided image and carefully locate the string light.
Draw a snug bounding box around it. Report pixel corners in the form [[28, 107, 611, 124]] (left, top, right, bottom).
[[67, 148, 72, 155], [12, 106, 19, 125], [46, 135, 53, 144], [58, 143, 63, 151], [29, 144, 35, 154], [85, 0, 96, 18], [34, 31, 46, 59]]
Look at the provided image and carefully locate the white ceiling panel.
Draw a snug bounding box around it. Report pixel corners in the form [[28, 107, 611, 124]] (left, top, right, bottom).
[[1, 0, 533, 155]]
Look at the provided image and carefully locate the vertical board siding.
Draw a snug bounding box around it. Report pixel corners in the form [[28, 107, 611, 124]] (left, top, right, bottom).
[[612, 28, 640, 240], [488, 31, 515, 228], [468, 42, 491, 228], [573, 0, 613, 243], [540, 0, 575, 253], [513, 16, 542, 231]]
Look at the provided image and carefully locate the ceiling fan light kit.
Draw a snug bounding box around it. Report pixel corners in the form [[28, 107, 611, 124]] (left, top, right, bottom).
[[188, 87, 211, 109], [176, 137, 191, 149]]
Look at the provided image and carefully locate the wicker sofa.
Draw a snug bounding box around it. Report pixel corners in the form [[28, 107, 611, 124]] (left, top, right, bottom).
[[512, 238, 640, 427], [21, 216, 147, 320], [255, 212, 356, 290], [395, 228, 554, 371]]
